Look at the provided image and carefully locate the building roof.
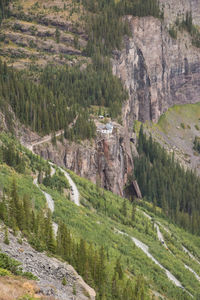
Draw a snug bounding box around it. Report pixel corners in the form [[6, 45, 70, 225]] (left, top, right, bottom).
[[105, 123, 113, 130]]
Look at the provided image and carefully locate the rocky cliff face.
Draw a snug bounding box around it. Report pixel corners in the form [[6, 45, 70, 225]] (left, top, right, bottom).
[[33, 124, 134, 196], [112, 16, 200, 125], [33, 13, 200, 195], [160, 0, 200, 27], [20, 1, 200, 196], [0, 228, 95, 300]]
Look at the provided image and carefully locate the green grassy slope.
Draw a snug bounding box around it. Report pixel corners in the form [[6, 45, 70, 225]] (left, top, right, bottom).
[[0, 132, 200, 299], [136, 102, 200, 178]]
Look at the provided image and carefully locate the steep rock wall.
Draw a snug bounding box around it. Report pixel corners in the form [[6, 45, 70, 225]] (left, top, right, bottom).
[[160, 0, 200, 27], [33, 125, 134, 196], [112, 16, 200, 124], [0, 228, 95, 300]]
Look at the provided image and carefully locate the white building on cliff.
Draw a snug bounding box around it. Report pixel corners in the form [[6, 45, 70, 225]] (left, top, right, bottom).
[[97, 122, 113, 135]]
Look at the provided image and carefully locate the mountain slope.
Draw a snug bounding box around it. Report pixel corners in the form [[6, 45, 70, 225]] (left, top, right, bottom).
[[1, 133, 200, 299], [0, 1, 200, 299], [0, 228, 95, 300]]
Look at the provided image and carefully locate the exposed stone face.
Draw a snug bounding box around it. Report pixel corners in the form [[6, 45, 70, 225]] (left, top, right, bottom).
[[112, 16, 200, 125], [34, 125, 134, 196], [32, 14, 200, 196], [159, 0, 200, 27], [19, 2, 200, 196], [0, 228, 96, 300]]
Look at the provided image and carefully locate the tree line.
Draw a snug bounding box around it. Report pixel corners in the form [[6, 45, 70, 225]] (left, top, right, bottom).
[[134, 126, 200, 235], [0, 58, 127, 139], [0, 0, 11, 24], [83, 0, 162, 56], [169, 11, 200, 48], [0, 177, 149, 300], [0, 140, 26, 173]]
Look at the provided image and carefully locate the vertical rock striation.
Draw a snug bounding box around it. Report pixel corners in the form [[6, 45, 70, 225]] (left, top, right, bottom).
[[112, 16, 200, 125], [31, 2, 200, 196], [34, 125, 134, 196], [159, 0, 200, 27]]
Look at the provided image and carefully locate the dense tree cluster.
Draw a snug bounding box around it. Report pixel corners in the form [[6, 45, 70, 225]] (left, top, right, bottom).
[[43, 170, 70, 194], [0, 141, 26, 173], [0, 59, 127, 139], [0, 0, 11, 24], [134, 126, 200, 235], [40, 57, 127, 118], [0, 177, 148, 300], [0, 60, 74, 134], [83, 0, 162, 56]]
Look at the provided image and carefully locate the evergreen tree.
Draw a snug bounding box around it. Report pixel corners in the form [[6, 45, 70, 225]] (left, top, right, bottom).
[[134, 127, 200, 234], [4, 226, 9, 245]]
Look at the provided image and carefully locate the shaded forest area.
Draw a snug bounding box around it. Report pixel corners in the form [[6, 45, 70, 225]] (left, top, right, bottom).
[[0, 59, 126, 139], [0, 0, 162, 139], [0, 0, 11, 24], [83, 0, 162, 55], [134, 126, 200, 235]]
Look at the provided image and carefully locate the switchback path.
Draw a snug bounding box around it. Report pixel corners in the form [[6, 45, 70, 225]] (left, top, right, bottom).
[[26, 130, 64, 152], [25, 130, 80, 207], [116, 229, 193, 298], [58, 166, 80, 206], [49, 162, 80, 206], [33, 171, 58, 236]]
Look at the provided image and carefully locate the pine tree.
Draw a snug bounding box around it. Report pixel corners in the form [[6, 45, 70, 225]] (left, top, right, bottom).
[[122, 199, 127, 218], [55, 28, 60, 43], [114, 257, 123, 280], [4, 226, 9, 245], [131, 203, 136, 222]]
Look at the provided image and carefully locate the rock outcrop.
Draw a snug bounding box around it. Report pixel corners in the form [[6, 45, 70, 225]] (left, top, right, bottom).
[[33, 124, 134, 196], [112, 16, 200, 125], [0, 228, 96, 300], [12, 1, 200, 196], [160, 0, 200, 27]]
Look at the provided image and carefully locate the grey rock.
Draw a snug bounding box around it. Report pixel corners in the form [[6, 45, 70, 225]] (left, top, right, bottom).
[[112, 16, 200, 125], [0, 228, 95, 300]]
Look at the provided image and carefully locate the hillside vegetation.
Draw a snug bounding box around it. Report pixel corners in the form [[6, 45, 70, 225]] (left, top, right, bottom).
[[0, 133, 149, 300], [134, 125, 200, 235], [0, 0, 162, 140], [0, 1, 200, 299], [0, 133, 200, 299]]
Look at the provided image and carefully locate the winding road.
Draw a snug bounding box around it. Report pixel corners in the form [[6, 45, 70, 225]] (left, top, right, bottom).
[[58, 166, 80, 206], [25, 130, 80, 229], [33, 162, 80, 235], [26, 131, 64, 152], [48, 162, 80, 207], [33, 173, 58, 235], [138, 209, 169, 250]]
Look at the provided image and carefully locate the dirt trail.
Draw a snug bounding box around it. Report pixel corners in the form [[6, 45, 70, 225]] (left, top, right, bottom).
[[58, 166, 80, 206], [116, 229, 183, 288], [139, 209, 200, 286], [33, 172, 58, 235], [182, 246, 200, 265], [26, 130, 64, 152]]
